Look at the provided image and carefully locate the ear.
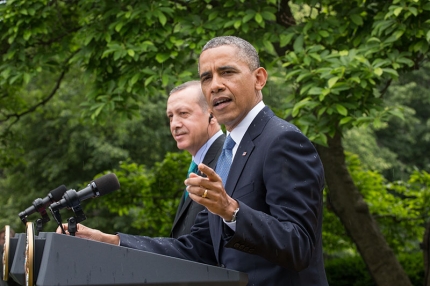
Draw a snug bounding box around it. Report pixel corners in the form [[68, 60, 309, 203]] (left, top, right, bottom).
[[254, 67, 268, 91]]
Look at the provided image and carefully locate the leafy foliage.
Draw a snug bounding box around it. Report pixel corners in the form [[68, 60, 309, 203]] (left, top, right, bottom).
[[282, 0, 430, 145], [0, 0, 285, 131], [325, 252, 423, 286], [86, 151, 190, 237], [333, 152, 429, 255]]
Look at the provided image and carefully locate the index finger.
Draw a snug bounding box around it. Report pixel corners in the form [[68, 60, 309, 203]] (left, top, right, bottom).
[[197, 163, 220, 181]]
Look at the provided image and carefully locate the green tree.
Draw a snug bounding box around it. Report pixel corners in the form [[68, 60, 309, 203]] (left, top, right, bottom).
[[0, 67, 176, 232], [375, 62, 430, 180], [2, 1, 430, 285]]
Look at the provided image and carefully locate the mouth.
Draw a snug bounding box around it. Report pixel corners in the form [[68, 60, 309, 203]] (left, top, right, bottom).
[[213, 97, 232, 108], [174, 130, 187, 138]]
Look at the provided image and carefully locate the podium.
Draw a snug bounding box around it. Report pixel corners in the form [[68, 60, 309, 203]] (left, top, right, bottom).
[[8, 233, 25, 286], [9, 230, 248, 286]]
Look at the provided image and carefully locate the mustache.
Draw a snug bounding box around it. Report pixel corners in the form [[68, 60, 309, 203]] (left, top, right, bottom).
[[173, 129, 187, 136]]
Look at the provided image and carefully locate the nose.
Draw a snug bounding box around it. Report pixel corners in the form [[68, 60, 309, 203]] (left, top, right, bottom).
[[170, 115, 182, 130], [210, 74, 225, 94]]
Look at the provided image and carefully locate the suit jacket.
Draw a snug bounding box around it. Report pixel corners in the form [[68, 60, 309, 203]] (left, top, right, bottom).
[[119, 107, 328, 285], [170, 134, 225, 238]]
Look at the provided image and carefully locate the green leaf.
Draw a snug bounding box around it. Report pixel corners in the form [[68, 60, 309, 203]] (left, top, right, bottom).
[[381, 68, 399, 78], [280, 33, 294, 48], [155, 53, 170, 63], [242, 12, 255, 23], [255, 13, 263, 24], [319, 30, 330, 38], [23, 30, 32, 41], [393, 7, 403, 16], [328, 77, 339, 88], [296, 71, 312, 83], [350, 14, 363, 26], [263, 41, 275, 54], [158, 12, 167, 26], [115, 22, 124, 32], [339, 117, 353, 125], [408, 7, 417, 16], [308, 87, 323, 95], [374, 67, 383, 76], [292, 97, 312, 117], [144, 75, 155, 86], [335, 104, 348, 116], [293, 35, 304, 53], [130, 73, 140, 85], [127, 49, 135, 57], [234, 20, 241, 29], [388, 109, 405, 121], [260, 11, 276, 21]]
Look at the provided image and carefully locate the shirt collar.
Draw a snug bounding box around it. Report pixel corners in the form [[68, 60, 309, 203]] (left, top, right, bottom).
[[229, 101, 265, 157], [192, 130, 224, 164]]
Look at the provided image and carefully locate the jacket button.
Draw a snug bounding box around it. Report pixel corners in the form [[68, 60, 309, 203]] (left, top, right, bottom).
[[234, 243, 240, 248]]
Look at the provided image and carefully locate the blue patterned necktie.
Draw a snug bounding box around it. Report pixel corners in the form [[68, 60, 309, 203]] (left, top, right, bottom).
[[184, 160, 198, 200], [215, 135, 236, 187]]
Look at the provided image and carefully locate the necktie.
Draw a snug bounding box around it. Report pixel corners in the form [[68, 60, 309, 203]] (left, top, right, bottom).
[[184, 160, 198, 200], [215, 135, 236, 187]]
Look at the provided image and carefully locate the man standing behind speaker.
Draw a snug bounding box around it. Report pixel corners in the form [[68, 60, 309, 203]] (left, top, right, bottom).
[[166, 81, 225, 238]]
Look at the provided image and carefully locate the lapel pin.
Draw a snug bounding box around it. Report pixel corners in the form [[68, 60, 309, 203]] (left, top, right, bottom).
[[242, 152, 247, 156]]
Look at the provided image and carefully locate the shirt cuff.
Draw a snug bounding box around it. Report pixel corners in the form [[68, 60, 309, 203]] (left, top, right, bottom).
[[223, 219, 236, 231]]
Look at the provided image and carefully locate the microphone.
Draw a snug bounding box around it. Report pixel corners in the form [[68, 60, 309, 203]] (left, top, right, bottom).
[[49, 173, 120, 212], [19, 185, 68, 223]]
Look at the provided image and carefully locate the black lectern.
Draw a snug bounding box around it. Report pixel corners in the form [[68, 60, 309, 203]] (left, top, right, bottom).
[[33, 233, 248, 286], [8, 233, 25, 286]]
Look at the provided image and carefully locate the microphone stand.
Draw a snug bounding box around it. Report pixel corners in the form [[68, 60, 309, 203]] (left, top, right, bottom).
[[65, 189, 87, 236], [50, 189, 87, 236], [50, 207, 66, 234]]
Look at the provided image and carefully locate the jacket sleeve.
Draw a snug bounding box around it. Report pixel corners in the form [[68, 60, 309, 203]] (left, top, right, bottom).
[[118, 209, 218, 266]]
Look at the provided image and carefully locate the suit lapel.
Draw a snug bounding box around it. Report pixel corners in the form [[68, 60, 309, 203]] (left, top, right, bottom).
[[225, 106, 274, 197], [214, 107, 274, 261]]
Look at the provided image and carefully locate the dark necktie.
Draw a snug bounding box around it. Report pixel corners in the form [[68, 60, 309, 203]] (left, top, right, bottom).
[[215, 135, 236, 187], [184, 160, 198, 200]]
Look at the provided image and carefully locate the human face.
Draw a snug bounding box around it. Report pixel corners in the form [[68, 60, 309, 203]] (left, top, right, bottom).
[[199, 45, 267, 131], [166, 86, 210, 156]]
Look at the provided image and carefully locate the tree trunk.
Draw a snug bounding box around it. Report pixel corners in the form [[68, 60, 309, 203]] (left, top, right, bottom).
[[316, 132, 412, 286]]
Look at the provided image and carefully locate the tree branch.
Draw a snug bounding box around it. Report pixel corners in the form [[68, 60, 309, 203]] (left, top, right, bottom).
[[0, 51, 79, 129]]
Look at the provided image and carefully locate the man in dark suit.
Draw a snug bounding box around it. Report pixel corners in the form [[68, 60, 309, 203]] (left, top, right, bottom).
[[166, 81, 225, 238], [59, 36, 328, 285]]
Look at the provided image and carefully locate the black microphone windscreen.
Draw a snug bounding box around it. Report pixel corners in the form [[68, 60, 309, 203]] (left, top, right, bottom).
[[50, 185, 67, 201], [93, 173, 120, 196]]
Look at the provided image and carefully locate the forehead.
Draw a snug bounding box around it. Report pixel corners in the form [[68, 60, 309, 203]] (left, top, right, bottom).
[[199, 45, 245, 71], [167, 88, 200, 111]]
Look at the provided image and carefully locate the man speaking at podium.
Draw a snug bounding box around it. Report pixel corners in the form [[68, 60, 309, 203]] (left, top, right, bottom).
[[58, 36, 328, 285]]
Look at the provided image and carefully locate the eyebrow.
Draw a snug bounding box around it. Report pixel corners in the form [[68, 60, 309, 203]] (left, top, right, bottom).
[[200, 65, 238, 79]]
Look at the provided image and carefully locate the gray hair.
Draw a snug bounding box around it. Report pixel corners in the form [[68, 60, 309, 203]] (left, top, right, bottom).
[[201, 36, 260, 71], [169, 80, 208, 112]]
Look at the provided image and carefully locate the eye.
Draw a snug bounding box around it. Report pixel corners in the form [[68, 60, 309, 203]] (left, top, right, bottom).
[[201, 75, 212, 83]]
